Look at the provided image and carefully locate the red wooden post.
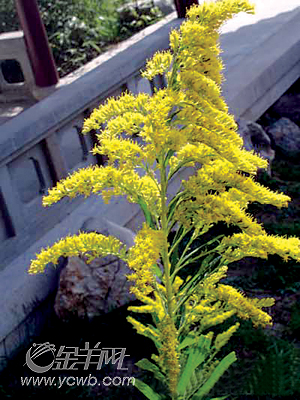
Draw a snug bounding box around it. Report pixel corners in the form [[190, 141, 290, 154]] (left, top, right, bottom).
[[174, 0, 199, 18], [15, 0, 59, 87]]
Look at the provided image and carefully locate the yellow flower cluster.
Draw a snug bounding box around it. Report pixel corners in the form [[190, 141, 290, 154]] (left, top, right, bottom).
[[82, 92, 149, 133], [128, 290, 166, 321], [42, 165, 160, 215], [175, 157, 290, 234], [101, 111, 145, 139], [199, 267, 274, 328], [214, 284, 274, 328], [128, 313, 180, 396], [168, 142, 217, 172], [183, 266, 274, 330], [28, 232, 126, 274], [140, 88, 189, 154], [141, 50, 173, 81], [127, 316, 159, 341], [221, 233, 300, 263], [186, 0, 255, 29], [214, 322, 240, 351], [127, 224, 164, 295], [92, 137, 144, 169], [184, 159, 290, 207], [79, 0, 260, 188]]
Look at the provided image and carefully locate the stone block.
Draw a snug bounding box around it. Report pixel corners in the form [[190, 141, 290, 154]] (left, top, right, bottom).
[[57, 114, 96, 173], [0, 31, 36, 100], [54, 255, 135, 320]]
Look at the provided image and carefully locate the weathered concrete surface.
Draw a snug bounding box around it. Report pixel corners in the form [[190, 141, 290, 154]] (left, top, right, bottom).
[[0, 0, 300, 367], [221, 0, 300, 120]]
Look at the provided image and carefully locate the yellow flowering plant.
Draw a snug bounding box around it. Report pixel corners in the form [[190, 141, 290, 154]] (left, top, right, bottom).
[[29, 1, 300, 399]]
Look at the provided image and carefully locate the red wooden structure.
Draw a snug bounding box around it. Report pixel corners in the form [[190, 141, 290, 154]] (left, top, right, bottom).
[[13, 0, 197, 88], [15, 0, 59, 87], [174, 0, 199, 18]]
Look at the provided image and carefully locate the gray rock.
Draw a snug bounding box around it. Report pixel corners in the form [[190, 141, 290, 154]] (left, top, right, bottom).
[[271, 92, 300, 126], [54, 217, 136, 320], [237, 118, 275, 174], [266, 117, 300, 158], [54, 255, 135, 320]]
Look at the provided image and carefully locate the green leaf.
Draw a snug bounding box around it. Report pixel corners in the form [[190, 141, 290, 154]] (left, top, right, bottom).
[[191, 352, 237, 400], [137, 196, 154, 228], [152, 263, 163, 279], [167, 192, 185, 223], [83, 40, 101, 53], [136, 358, 165, 382], [178, 335, 199, 351], [134, 378, 162, 400], [177, 335, 213, 395]]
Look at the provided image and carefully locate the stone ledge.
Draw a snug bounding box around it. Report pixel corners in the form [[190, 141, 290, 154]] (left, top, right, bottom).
[[221, 4, 300, 120]]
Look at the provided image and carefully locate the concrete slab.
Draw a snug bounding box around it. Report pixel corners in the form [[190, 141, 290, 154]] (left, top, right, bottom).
[[220, 0, 300, 120], [0, 100, 35, 125]]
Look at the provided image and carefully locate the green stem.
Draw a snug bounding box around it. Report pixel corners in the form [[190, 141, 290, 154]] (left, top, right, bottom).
[[172, 229, 197, 269], [168, 226, 188, 258], [160, 158, 174, 319], [167, 157, 195, 182], [174, 255, 222, 315], [171, 234, 224, 278], [174, 248, 218, 274]]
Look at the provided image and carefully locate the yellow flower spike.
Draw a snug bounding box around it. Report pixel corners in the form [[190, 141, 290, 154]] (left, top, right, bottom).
[[187, 159, 290, 208], [29, 232, 127, 274], [82, 92, 149, 133], [186, 1, 255, 29], [127, 316, 160, 340], [127, 225, 164, 296], [141, 50, 173, 81], [128, 289, 166, 322], [94, 137, 143, 165], [169, 29, 180, 52], [156, 283, 167, 296], [214, 284, 273, 328], [42, 164, 160, 215], [221, 233, 300, 264], [201, 310, 236, 330], [202, 266, 228, 287], [214, 323, 240, 351], [157, 316, 180, 396]]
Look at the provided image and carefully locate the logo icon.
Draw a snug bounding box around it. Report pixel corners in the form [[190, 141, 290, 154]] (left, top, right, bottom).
[[25, 342, 56, 373]]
